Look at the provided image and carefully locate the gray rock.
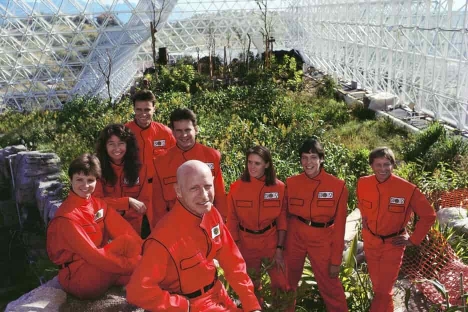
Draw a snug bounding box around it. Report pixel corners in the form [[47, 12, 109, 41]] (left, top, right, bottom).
[[436, 207, 467, 227], [12, 151, 60, 207], [35, 179, 63, 224], [6, 276, 143, 312]]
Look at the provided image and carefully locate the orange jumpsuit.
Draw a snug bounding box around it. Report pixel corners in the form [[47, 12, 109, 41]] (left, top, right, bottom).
[[285, 170, 348, 312], [152, 143, 228, 227], [125, 120, 176, 177], [93, 162, 152, 235], [126, 202, 261, 312], [357, 174, 436, 312], [47, 191, 142, 299], [227, 177, 289, 294]]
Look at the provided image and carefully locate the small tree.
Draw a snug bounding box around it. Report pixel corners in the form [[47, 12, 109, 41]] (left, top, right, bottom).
[[256, 0, 273, 68], [97, 49, 113, 106], [149, 0, 169, 70]]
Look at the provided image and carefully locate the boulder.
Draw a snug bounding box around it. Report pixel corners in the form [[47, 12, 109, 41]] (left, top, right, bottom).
[[436, 207, 467, 227], [5, 276, 66, 312]]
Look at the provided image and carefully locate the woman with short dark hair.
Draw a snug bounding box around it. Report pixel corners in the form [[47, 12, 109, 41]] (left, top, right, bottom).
[[47, 154, 142, 299]]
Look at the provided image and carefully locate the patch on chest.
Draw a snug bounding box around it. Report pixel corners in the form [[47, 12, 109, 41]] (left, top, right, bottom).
[[211, 224, 220, 239], [94, 209, 104, 221], [389, 197, 405, 205], [264, 192, 279, 200], [318, 191, 334, 199], [123, 177, 139, 185], [153, 140, 166, 147], [205, 162, 214, 170]]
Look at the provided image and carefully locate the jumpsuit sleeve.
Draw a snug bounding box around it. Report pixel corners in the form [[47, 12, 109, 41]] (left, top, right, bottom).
[[276, 191, 288, 231], [94, 179, 130, 212], [213, 163, 228, 220], [330, 185, 349, 266], [226, 188, 240, 242], [408, 188, 436, 245], [216, 223, 261, 311], [51, 218, 137, 274], [126, 239, 190, 312], [151, 169, 167, 228]]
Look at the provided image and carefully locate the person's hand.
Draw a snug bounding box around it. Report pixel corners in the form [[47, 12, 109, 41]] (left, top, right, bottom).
[[272, 248, 285, 272], [392, 234, 414, 247], [129, 198, 147, 214], [328, 264, 340, 279]]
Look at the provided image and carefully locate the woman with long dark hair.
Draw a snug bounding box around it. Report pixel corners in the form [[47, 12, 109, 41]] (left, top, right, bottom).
[[94, 123, 151, 235], [227, 145, 289, 306]]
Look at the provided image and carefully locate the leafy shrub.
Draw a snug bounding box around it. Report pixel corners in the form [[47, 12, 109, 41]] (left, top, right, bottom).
[[403, 122, 445, 164], [316, 75, 337, 99]]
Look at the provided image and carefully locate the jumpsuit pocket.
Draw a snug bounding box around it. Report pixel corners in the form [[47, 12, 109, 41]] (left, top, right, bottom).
[[263, 200, 280, 208], [289, 198, 304, 206], [317, 200, 335, 207], [361, 200, 372, 210], [180, 252, 204, 270], [236, 200, 252, 208], [123, 185, 141, 198], [388, 205, 405, 213], [163, 176, 177, 185]]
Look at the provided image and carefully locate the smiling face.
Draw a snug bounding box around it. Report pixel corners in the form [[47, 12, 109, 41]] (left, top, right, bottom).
[[371, 156, 394, 182], [106, 135, 127, 164], [301, 152, 322, 179], [134, 100, 155, 128], [172, 119, 197, 151], [71, 172, 97, 199], [247, 153, 269, 179], [175, 162, 214, 217]]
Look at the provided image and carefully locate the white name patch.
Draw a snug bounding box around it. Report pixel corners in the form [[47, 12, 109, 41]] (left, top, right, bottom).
[[124, 177, 139, 185], [205, 162, 214, 170], [211, 224, 221, 239], [94, 209, 104, 221], [153, 140, 166, 147], [318, 192, 334, 199], [264, 192, 279, 200], [390, 197, 405, 205]]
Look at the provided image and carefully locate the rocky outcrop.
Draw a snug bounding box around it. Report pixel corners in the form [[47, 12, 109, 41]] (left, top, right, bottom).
[[0, 145, 27, 200], [5, 277, 143, 312]]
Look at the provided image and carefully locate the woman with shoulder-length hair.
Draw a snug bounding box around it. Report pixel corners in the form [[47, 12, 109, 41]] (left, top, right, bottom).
[[227, 145, 289, 306], [94, 123, 151, 236], [47, 154, 142, 299]]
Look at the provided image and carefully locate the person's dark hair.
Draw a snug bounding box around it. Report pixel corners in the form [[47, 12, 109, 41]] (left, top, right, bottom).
[[68, 154, 101, 179], [299, 138, 325, 168], [96, 124, 141, 186], [169, 108, 198, 129], [368, 147, 396, 166], [132, 89, 156, 107], [241, 146, 277, 186]]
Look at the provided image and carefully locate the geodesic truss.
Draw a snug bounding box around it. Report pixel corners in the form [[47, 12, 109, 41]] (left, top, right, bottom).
[[1, 0, 467, 131]]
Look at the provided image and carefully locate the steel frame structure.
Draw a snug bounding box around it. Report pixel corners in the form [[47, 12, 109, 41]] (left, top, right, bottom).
[[1, 0, 467, 130]]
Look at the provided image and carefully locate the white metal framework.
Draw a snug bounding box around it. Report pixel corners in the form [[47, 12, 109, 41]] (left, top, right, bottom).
[[1, 0, 467, 130]]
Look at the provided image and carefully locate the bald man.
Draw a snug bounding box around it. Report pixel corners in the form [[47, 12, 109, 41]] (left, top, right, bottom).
[[126, 160, 261, 312]]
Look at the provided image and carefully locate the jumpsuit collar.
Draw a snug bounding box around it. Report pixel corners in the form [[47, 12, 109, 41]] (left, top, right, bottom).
[[174, 200, 215, 231], [304, 168, 325, 180], [374, 173, 395, 185]]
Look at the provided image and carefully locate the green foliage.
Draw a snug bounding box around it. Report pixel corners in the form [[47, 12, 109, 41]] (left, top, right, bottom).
[[316, 75, 337, 99], [423, 135, 468, 172], [403, 122, 445, 164], [156, 64, 198, 93], [350, 102, 376, 121]]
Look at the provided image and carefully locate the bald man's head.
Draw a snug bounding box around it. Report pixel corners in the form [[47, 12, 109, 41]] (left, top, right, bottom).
[[174, 160, 215, 217]]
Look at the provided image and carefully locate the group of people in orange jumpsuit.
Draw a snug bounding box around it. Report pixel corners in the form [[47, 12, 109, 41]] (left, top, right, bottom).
[[46, 89, 436, 311]]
